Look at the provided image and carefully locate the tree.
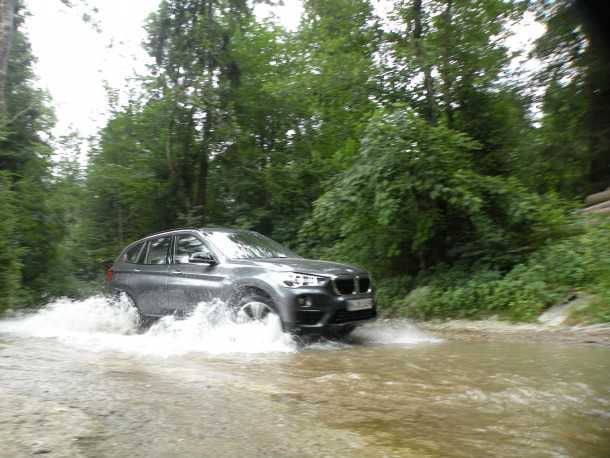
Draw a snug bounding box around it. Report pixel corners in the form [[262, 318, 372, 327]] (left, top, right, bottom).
[[297, 0, 380, 172], [0, 0, 16, 117], [301, 108, 564, 274], [0, 3, 62, 305], [144, 0, 253, 224], [388, 0, 529, 176], [0, 172, 20, 309], [533, 0, 610, 195]]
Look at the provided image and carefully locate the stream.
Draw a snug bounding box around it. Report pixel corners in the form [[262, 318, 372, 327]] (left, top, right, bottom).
[[1, 296, 609, 457]]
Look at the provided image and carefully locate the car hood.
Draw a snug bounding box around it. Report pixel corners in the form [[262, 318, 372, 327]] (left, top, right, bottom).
[[238, 258, 367, 276]]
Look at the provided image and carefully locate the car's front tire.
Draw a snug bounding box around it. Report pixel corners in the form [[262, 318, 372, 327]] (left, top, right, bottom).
[[233, 291, 279, 325]]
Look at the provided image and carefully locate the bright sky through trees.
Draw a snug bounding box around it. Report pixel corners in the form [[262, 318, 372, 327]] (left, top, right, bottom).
[[26, 0, 541, 145], [25, 0, 303, 141]]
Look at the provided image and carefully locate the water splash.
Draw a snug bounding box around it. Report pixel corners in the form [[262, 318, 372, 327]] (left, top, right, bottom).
[[0, 296, 440, 356], [1, 295, 140, 337], [352, 320, 442, 345], [0, 295, 296, 356]]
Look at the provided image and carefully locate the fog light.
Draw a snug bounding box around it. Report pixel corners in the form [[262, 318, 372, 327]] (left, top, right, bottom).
[[298, 296, 314, 308]]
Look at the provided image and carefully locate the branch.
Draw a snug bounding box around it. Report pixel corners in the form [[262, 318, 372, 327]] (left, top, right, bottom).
[[1, 100, 35, 127]]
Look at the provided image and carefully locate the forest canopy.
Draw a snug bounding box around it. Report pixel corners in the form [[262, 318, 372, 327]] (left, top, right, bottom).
[[0, 0, 609, 321]]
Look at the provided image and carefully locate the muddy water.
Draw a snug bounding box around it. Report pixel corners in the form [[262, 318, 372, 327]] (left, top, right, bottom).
[[0, 297, 609, 458]]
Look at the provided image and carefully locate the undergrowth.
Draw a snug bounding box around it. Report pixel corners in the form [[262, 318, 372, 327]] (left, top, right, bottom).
[[376, 216, 610, 323]]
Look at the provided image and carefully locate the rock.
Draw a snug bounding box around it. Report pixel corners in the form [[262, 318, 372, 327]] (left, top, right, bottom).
[[538, 294, 592, 326], [582, 199, 610, 214], [585, 187, 610, 206]]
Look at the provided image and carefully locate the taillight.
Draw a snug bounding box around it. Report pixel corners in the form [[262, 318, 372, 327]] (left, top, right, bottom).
[[105, 268, 113, 282]]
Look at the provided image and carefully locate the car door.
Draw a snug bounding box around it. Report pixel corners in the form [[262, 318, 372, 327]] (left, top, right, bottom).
[[128, 235, 171, 316], [166, 232, 226, 315], [111, 240, 146, 294]]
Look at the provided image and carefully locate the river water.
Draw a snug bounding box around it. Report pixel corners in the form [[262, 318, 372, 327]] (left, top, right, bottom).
[[1, 296, 609, 457]]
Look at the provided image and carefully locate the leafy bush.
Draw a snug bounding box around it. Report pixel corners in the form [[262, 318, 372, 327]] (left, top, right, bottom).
[[300, 107, 568, 276], [374, 277, 413, 316], [402, 217, 610, 322]]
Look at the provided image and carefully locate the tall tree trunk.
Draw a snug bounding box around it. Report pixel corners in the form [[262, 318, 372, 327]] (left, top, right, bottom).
[[165, 94, 177, 177], [114, 195, 124, 245], [193, 0, 216, 225], [179, 107, 195, 210], [413, 0, 436, 125], [195, 110, 210, 224], [440, 0, 454, 129], [584, 17, 610, 191], [0, 0, 16, 117]]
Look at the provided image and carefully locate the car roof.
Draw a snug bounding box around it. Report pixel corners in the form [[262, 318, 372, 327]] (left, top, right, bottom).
[[139, 227, 241, 240], [122, 227, 248, 251], [198, 227, 241, 234]]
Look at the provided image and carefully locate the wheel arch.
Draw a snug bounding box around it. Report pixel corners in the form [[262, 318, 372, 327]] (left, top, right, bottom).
[[227, 281, 275, 304], [225, 279, 283, 314]]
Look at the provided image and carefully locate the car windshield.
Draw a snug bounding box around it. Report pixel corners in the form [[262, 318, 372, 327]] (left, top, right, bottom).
[[206, 231, 299, 260]]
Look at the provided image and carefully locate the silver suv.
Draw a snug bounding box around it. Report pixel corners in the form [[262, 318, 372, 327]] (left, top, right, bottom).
[[106, 228, 376, 336]]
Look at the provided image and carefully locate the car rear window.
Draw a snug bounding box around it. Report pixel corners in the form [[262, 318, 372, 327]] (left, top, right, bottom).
[[123, 241, 144, 264]]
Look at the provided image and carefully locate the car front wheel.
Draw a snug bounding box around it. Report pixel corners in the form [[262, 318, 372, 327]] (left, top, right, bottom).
[[233, 292, 279, 324]]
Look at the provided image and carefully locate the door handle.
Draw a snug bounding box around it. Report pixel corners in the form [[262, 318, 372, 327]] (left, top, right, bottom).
[[171, 270, 182, 276], [133, 268, 141, 273]]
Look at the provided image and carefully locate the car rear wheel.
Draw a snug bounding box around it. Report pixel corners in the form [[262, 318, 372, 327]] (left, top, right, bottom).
[[112, 292, 151, 330]]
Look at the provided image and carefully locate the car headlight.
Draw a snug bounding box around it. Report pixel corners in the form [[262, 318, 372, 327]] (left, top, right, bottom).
[[274, 272, 328, 288]]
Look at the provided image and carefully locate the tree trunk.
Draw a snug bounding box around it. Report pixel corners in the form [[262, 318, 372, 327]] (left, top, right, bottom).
[[115, 195, 124, 245], [440, 0, 454, 129], [165, 94, 177, 177], [179, 107, 195, 211], [195, 111, 210, 225], [586, 41, 610, 191], [413, 0, 436, 125], [193, 0, 216, 225], [0, 0, 16, 117], [578, 0, 610, 191]]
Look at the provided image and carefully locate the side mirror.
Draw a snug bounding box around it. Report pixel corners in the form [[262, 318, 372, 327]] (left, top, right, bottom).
[[189, 252, 216, 265]]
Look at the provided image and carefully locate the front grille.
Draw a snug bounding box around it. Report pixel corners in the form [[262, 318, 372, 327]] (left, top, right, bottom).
[[334, 277, 355, 295], [358, 277, 370, 293], [331, 308, 377, 324], [332, 276, 371, 295]]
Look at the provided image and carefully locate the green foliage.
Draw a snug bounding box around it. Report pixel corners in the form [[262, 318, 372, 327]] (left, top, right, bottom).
[[2, 0, 608, 325], [373, 276, 413, 316], [532, 0, 610, 195], [0, 4, 67, 307], [301, 107, 567, 275], [403, 217, 610, 321], [568, 295, 610, 324], [0, 173, 21, 310]]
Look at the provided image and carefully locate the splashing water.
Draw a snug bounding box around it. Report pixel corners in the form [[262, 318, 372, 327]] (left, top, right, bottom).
[[0, 296, 439, 357], [0, 295, 295, 356], [353, 320, 442, 345]]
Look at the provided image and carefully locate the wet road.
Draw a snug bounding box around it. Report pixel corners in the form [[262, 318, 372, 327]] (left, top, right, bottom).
[[1, 296, 609, 457]]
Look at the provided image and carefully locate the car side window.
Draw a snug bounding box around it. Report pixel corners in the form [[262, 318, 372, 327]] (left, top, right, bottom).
[[174, 234, 212, 264], [123, 241, 144, 264], [144, 236, 171, 265]]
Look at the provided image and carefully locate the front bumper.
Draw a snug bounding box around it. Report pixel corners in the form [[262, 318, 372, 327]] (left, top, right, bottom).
[[274, 286, 377, 332]]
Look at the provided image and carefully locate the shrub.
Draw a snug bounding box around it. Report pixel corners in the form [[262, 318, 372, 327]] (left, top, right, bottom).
[[402, 216, 610, 322], [300, 107, 569, 276]]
